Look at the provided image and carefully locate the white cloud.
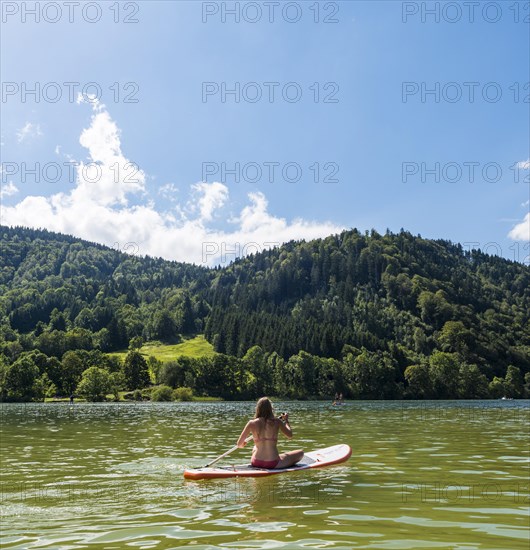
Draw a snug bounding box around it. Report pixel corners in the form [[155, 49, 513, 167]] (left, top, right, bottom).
[[158, 183, 178, 198], [508, 159, 530, 241], [76, 92, 105, 112], [506, 158, 530, 243], [1, 106, 343, 265], [16, 122, 42, 143], [71, 108, 146, 207], [508, 212, 530, 242], [0, 181, 19, 199], [191, 181, 229, 222]]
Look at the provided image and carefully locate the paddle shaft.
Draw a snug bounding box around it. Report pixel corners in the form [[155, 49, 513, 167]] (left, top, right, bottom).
[[204, 435, 253, 468]]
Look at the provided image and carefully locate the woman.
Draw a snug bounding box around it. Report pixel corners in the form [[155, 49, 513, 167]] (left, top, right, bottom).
[[237, 397, 304, 469]]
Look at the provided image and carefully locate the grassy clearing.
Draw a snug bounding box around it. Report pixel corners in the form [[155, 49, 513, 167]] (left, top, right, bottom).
[[109, 334, 216, 363]]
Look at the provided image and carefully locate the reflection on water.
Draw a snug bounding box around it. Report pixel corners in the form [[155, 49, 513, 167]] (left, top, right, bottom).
[[1, 401, 529, 549]]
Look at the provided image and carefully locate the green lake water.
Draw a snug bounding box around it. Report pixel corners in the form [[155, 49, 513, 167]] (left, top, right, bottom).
[[1, 401, 529, 549]]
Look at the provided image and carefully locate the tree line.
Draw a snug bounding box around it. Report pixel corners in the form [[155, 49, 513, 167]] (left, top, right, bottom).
[[1, 343, 529, 402], [1, 225, 529, 401]]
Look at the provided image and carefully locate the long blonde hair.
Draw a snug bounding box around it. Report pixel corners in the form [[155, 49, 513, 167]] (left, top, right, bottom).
[[255, 397, 275, 421]]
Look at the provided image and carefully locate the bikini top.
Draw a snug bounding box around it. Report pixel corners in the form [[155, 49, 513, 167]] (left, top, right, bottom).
[[254, 418, 278, 443]]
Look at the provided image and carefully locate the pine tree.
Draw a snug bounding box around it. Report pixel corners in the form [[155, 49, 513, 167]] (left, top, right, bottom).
[[123, 351, 150, 390]]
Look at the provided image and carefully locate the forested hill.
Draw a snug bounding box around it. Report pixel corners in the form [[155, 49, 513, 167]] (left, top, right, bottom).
[[204, 229, 529, 378], [1, 225, 529, 399], [0, 225, 212, 349]]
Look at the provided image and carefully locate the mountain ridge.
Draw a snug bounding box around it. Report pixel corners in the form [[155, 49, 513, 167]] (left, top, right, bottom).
[[1, 224, 529, 400]]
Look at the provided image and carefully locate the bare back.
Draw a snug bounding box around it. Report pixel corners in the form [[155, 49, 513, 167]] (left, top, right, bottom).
[[251, 417, 280, 461]]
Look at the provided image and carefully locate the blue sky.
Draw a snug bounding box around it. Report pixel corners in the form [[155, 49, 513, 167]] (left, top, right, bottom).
[[1, 1, 528, 265]]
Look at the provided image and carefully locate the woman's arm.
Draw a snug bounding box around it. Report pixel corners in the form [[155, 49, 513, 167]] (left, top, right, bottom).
[[278, 414, 293, 439], [237, 421, 253, 448]]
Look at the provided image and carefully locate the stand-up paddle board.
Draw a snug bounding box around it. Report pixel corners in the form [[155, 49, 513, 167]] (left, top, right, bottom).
[[183, 444, 351, 480]]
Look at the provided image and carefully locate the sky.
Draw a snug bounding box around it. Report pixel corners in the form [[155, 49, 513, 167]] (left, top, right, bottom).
[[1, 0, 529, 266]]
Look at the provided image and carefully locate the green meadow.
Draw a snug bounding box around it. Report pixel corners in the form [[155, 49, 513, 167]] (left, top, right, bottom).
[[110, 334, 216, 363]]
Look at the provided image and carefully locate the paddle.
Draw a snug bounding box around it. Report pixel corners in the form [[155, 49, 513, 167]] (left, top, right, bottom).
[[203, 435, 253, 468]]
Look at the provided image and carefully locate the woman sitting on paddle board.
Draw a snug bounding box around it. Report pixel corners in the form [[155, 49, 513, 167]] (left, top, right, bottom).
[[237, 397, 304, 469]]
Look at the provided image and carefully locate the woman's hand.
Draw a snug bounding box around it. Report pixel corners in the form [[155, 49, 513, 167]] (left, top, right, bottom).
[[279, 413, 293, 439]]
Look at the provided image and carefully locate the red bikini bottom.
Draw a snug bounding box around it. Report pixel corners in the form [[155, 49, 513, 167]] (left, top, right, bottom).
[[251, 458, 280, 469]]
